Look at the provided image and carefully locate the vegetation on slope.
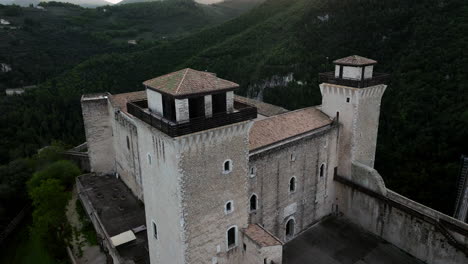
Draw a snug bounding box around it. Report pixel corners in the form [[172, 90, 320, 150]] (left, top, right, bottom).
[[0, 0, 467, 216], [0, 0, 247, 88]]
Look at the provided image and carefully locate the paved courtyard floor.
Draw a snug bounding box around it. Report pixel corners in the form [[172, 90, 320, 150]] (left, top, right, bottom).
[[283, 216, 423, 264]]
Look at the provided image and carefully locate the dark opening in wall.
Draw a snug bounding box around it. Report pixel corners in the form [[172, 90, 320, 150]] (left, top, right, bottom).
[[320, 164, 325, 177], [289, 177, 296, 192], [250, 194, 257, 211], [162, 94, 176, 121], [227, 227, 236, 248], [286, 219, 294, 238], [126, 136, 130, 150], [152, 221, 158, 239], [212, 92, 227, 114], [189, 96, 205, 119]]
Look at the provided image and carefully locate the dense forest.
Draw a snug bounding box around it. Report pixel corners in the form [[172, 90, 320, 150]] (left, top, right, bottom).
[[0, 0, 252, 89], [0, 0, 467, 241]]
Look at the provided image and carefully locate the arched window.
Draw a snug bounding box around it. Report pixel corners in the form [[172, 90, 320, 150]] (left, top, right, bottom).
[[227, 226, 237, 249], [223, 159, 232, 174], [320, 163, 325, 177], [286, 218, 295, 239], [250, 194, 257, 212], [289, 177, 296, 193], [225, 201, 233, 214]]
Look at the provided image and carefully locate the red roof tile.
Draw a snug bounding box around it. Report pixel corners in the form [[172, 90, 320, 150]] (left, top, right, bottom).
[[243, 224, 282, 247], [333, 55, 377, 66]]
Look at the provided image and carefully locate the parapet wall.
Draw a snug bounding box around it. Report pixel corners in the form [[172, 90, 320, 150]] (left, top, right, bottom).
[[335, 171, 468, 264]]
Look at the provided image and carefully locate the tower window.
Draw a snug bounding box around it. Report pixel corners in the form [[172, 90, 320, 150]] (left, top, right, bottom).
[[227, 226, 237, 249], [223, 159, 232, 174], [289, 177, 296, 193], [249, 166, 256, 178], [290, 153, 296, 161], [147, 153, 152, 165], [126, 136, 130, 150], [346, 97, 350, 103], [225, 201, 234, 214], [250, 194, 257, 212], [320, 164, 326, 177], [286, 218, 295, 239], [152, 220, 158, 239]]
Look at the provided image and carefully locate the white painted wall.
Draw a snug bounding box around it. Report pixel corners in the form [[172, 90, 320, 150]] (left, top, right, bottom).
[[147, 89, 163, 116], [175, 98, 189, 122], [226, 91, 234, 113], [137, 124, 186, 264], [205, 94, 213, 117], [334, 65, 340, 78], [364, 66, 374, 79], [342, 66, 363, 80]]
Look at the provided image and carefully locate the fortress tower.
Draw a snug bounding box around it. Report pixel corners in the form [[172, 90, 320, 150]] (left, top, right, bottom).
[[319, 55, 388, 177], [128, 69, 257, 264]]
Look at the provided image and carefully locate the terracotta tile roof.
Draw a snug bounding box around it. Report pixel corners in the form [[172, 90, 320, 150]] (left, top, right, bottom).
[[249, 107, 332, 151], [234, 95, 288, 117], [243, 224, 282, 247], [143, 68, 239, 98], [110, 91, 146, 113], [333, 55, 377, 66]]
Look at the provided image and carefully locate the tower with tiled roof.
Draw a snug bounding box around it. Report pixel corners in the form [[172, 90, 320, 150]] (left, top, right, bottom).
[[126, 68, 258, 264], [319, 55, 389, 177]]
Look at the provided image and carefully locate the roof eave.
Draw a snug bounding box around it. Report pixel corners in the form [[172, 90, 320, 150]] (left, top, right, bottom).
[[144, 85, 239, 99]]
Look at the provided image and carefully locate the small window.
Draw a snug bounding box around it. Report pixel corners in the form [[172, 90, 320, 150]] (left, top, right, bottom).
[[227, 226, 237, 249], [225, 201, 234, 214], [264, 259, 268, 264], [249, 166, 256, 178], [346, 97, 350, 103], [289, 177, 296, 193], [152, 220, 158, 239], [243, 243, 247, 251], [320, 164, 325, 177], [286, 218, 295, 239], [223, 159, 232, 174], [290, 153, 296, 161], [147, 153, 152, 165], [126, 136, 130, 150], [250, 194, 257, 212]]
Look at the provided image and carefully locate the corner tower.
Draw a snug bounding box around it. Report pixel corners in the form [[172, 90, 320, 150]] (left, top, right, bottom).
[[319, 55, 388, 177], [127, 69, 257, 264]]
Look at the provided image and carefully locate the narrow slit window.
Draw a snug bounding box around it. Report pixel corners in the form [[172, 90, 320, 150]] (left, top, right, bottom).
[[320, 164, 325, 177], [152, 220, 158, 239], [289, 177, 296, 192], [126, 136, 130, 150]]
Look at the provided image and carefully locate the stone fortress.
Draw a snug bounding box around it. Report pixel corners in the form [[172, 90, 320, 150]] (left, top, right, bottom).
[[77, 56, 468, 264]]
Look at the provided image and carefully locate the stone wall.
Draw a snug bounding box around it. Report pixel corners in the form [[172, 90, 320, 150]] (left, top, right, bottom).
[[335, 174, 468, 264], [81, 94, 115, 174], [111, 111, 143, 200], [248, 127, 338, 242], [178, 121, 253, 264]]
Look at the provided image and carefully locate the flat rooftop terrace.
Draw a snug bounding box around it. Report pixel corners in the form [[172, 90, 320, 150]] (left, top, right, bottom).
[[283, 216, 422, 264], [77, 174, 149, 264]]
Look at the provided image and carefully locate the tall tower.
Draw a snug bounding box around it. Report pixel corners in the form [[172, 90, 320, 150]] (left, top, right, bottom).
[[319, 55, 388, 177], [126, 69, 257, 264]]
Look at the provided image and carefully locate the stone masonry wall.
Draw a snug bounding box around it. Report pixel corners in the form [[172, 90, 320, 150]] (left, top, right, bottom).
[[81, 95, 115, 174], [179, 121, 252, 264], [248, 127, 338, 242]]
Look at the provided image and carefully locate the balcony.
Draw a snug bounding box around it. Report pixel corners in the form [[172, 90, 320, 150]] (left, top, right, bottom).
[[319, 72, 389, 88], [127, 100, 257, 137]]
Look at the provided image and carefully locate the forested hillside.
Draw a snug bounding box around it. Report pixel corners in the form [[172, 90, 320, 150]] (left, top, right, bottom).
[[0, 0, 247, 88], [1, 0, 467, 217]]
